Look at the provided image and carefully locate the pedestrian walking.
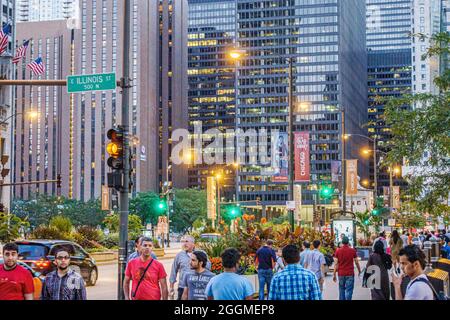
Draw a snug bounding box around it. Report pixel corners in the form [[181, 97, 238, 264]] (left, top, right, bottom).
[[268, 245, 322, 300], [372, 231, 388, 251], [333, 236, 362, 300], [389, 230, 403, 271], [392, 245, 434, 300], [0, 243, 34, 300], [205, 248, 254, 300], [181, 251, 215, 300], [273, 248, 285, 273], [400, 231, 409, 248], [124, 237, 168, 300], [299, 241, 311, 267], [255, 239, 277, 300], [305, 240, 327, 292], [41, 249, 87, 300], [365, 240, 392, 300], [127, 236, 157, 262], [169, 235, 210, 300]]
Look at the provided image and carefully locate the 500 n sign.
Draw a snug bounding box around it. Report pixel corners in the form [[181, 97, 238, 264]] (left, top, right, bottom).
[[67, 73, 116, 93]]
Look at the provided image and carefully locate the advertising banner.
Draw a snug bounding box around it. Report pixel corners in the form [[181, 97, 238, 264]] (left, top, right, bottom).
[[294, 184, 302, 222], [207, 177, 216, 220], [331, 161, 342, 182], [294, 132, 310, 182], [346, 159, 358, 195], [393, 186, 400, 209], [272, 132, 289, 182]]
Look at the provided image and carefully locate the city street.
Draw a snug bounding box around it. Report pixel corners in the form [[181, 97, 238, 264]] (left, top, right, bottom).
[[87, 245, 370, 300]]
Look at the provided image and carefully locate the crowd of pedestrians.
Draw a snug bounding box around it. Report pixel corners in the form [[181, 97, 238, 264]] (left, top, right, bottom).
[[1, 227, 448, 301]]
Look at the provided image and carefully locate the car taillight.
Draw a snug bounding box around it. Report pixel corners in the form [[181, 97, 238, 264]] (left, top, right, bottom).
[[34, 259, 50, 269]]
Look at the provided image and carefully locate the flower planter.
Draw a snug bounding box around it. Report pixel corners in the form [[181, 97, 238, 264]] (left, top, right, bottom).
[[243, 274, 259, 295], [153, 248, 165, 258]]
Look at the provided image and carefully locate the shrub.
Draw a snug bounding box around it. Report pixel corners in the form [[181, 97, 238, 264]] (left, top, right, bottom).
[[209, 257, 223, 274], [75, 226, 101, 242], [99, 232, 119, 249], [30, 225, 65, 240], [49, 216, 73, 234]]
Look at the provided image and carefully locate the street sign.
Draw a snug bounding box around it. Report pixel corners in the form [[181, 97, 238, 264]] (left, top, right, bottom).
[[67, 73, 116, 93], [286, 201, 295, 210]]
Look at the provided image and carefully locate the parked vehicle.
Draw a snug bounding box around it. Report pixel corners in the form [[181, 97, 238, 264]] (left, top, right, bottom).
[[200, 233, 222, 242], [15, 240, 98, 286], [0, 257, 44, 299]]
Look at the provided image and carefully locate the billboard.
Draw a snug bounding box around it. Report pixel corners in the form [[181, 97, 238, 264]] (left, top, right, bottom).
[[272, 132, 288, 182], [332, 219, 355, 247], [294, 132, 310, 182]]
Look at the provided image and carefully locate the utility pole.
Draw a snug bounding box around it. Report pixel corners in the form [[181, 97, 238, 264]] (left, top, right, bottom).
[[117, 0, 132, 301], [287, 57, 295, 231], [373, 135, 378, 205], [341, 109, 346, 213]]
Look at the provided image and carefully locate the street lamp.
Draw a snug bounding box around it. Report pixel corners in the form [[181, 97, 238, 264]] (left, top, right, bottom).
[[0, 110, 39, 126]]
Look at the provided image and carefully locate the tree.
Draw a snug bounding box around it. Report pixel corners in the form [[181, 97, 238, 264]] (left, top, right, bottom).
[[171, 188, 207, 233], [0, 212, 29, 243], [102, 212, 142, 239], [384, 32, 450, 217], [129, 191, 162, 227], [355, 211, 373, 240]]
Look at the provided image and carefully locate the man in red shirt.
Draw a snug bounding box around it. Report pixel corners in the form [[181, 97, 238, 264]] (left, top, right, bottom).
[[0, 242, 34, 300], [332, 236, 361, 300], [124, 237, 168, 300]]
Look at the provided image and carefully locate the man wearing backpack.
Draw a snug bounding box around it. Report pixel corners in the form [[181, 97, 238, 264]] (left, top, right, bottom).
[[392, 245, 434, 300]]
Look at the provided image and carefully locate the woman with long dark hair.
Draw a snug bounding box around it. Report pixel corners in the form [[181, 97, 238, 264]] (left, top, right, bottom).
[[389, 230, 403, 270], [365, 240, 392, 300]]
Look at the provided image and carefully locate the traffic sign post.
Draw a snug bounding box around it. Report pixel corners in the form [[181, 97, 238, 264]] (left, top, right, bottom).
[[67, 73, 117, 93]]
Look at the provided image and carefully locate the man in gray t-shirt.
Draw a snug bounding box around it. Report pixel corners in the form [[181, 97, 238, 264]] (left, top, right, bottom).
[[181, 251, 215, 300]]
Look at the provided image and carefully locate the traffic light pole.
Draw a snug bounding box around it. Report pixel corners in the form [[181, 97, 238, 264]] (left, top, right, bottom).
[[117, 0, 132, 301], [287, 57, 295, 232]]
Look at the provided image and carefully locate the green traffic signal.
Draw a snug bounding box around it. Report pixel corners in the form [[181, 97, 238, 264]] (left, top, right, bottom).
[[371, 208, 380, 216], [364, 218, 370, 225], [158, 201, 167, 210], [319, 185, 333, 199]]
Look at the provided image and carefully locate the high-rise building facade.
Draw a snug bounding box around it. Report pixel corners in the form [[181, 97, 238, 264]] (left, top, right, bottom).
[[366, 0, 412, 195], [12, 0, 188, 201], [16, 0, 77, 22], [235, 0, 368, 212], [187, 0, 237, 200], [0, 0, 15, 209]]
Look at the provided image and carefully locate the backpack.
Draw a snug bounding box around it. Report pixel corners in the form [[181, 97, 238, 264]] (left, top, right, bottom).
[[412, 277, 449, 301]]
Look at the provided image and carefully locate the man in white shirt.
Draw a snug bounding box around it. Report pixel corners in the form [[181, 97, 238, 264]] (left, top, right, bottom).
[[392, 245, 434, 300], [400, 231, 409, 248]]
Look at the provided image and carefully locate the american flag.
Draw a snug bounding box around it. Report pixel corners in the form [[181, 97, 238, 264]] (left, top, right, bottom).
[[12, 39, 30, 64], [0, 23, 11, 56], [27, 57, 45, 76]]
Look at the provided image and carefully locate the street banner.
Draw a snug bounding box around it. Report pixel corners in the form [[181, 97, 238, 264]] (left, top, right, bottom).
[[207, 177, 216, 220], [294, 132, 310, 182], [393, 186, 400, 209], [272, 132, 288, 182], [101, 185, 109, 211], [294, 184, 302, 222], [346, 159, 358, 195], [331, 161, 342, 182], [383, 186, 390, 206]]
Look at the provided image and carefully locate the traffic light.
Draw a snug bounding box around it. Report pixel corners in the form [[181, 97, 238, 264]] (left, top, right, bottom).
[[106, 128, 124, 170], [319, 184, 333, 199], [363, 218, 370, 225], [371, 208, 381, 216], [158, 197, 167, 211]]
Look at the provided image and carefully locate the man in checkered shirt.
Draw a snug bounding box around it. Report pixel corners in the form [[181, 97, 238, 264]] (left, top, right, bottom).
[[269, 244, 322, 300]]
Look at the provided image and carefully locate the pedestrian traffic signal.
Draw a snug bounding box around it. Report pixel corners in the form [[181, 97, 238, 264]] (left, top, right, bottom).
[[106, 128, 124, 170], [158, 199, 167, 211], [319, 185, 333, 199]]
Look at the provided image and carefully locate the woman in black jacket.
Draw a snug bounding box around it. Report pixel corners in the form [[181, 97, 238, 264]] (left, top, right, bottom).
[[366, 240, 392, 300]]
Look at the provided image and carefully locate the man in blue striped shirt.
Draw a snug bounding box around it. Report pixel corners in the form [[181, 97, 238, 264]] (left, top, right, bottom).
[[269, 245, 322, 300]]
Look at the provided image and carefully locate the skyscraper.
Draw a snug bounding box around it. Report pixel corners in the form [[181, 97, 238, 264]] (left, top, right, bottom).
[[235, 0, 368, 215], [16, 0, 78, 22], [187, 0, 237, 200], [366, 0, 413, 195], [12, 0, 188, 201]]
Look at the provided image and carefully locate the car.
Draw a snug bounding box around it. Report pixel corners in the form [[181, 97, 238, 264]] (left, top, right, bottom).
[[15, 240, 98, 286], [0, 257, 44, 300]]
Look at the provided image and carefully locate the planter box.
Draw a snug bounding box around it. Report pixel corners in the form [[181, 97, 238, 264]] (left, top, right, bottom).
[[90, 251, 118, 263], [153, 248, 165, 258], [243, 274, 259, 295]]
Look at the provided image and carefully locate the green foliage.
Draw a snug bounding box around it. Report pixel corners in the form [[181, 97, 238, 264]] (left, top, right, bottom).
[[0, 213, 29, 242], [99, 232, 119, 249], [355, 211, 373, 239], [171, 188, 207, 233], [30, 225, 66, 240], [102, 212, 142, 239], [11, 195, 107, 229], [72, 226, 103, 249], [383, 32, 450, 217], [49, 216, 73, 234], [129, 191, 162, 226]]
